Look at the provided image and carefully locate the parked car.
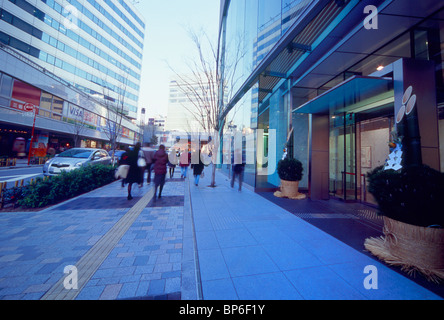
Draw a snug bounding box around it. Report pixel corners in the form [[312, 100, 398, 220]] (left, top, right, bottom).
[[111, 150, 126, 166], [43, 148, 111, 176]]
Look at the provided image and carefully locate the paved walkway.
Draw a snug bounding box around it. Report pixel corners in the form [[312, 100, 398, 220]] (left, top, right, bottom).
[[0, 168, 442, 300], [191, 170, 442, 300]]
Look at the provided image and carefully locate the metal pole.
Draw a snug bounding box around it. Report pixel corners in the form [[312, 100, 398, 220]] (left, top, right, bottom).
[[27, 107, 38, 166]]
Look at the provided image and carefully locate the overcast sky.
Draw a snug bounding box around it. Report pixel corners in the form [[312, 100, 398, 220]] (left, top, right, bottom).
[[134, 1, 220, 120]]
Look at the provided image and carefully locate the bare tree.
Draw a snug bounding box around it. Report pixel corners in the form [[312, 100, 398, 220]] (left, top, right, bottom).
[[101, 74, 129, 162], [65, 104, 88, 148], [168, 28, 245, 187]]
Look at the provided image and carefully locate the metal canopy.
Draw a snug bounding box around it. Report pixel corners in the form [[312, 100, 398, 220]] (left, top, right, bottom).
[[293, 75, 392, 115]]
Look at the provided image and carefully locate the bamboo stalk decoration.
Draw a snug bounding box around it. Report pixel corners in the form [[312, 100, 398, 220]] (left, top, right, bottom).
[[394, 85, 422, 169]]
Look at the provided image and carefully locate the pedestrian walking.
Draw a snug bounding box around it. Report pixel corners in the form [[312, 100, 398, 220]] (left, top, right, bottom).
[[191, 151, 205, 186], [179, 149, 191, 178], [126, 143, 143, 200], [153, 144, 169, 199], [141, 142, 156, 184], [168, 160, 176, 178], [231, 149, 246, 192]]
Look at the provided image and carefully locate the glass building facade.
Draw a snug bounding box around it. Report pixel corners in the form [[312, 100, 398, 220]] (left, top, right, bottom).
[[219, 0, 444, 204]]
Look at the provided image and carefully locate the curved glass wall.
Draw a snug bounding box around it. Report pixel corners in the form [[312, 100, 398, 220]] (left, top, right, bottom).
[[224, 0, 312, 98]]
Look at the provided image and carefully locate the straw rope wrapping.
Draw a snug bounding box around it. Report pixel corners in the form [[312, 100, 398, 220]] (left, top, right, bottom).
[[365, 217, 444, 283], [273, 180, 306, 200]]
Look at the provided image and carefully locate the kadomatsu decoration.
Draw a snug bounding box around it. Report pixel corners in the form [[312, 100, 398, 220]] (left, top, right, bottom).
[[365, 85, 444, 283]]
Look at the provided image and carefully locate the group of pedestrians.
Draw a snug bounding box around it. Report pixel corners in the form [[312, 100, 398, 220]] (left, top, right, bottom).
[[117, 143, 245, 199], [118, 142, 168, 200]]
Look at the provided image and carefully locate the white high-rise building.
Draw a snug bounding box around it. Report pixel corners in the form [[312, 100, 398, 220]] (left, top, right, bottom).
[[0, 0, 145, 155], [0, 0, 145, 119], [165, 78, 206, 134]]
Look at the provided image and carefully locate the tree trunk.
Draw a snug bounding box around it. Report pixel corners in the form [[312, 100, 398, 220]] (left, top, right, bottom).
[[210, 163, 217, 187]]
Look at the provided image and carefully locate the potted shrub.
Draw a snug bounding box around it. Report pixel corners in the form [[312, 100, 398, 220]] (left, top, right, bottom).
[[365, 164, 444, 282], [274, 157, 306, 200]]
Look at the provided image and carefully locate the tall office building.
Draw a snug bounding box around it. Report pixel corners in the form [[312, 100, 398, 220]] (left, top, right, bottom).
[[0, 0, 145, 156], [0, 0, 144, 119]]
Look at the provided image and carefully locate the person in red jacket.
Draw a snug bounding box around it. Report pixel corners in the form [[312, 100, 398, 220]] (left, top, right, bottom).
[[152, 144, 169, 199]]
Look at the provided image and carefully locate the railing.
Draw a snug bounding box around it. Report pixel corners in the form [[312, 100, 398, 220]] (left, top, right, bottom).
[[0, 158, 17, 167], [338, 171, 367, 202]]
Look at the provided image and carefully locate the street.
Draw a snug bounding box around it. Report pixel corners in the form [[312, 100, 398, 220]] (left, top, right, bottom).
[[0, 166, 44, 187]]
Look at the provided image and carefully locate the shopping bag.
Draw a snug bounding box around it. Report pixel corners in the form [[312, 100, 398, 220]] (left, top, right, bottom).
[[115, 165, 130, 179]]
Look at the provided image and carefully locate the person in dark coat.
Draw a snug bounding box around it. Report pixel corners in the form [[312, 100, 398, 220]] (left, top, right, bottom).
[[152, 144, 169, 199], [231, 148, 246, 191], [191, 151, 205, 186], [126, 143, 143, 200]]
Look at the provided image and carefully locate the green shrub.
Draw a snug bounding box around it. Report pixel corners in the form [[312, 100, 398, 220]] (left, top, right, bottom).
[[367, 165, 444, 227], [17, 164, 115, 208], [277, 157, 303, 182]]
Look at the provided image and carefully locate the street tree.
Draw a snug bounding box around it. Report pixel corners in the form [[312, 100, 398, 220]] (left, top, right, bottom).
[[168, 28, 245, 187], [101, 74, 130, 162]]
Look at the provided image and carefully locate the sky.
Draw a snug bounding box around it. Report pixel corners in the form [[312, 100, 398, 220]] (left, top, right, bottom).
[[133, 1, 220, 120]]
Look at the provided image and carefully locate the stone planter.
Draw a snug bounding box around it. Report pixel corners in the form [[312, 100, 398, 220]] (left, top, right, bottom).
[[365, 217, 444, 283], [274, 179, 306, 200]]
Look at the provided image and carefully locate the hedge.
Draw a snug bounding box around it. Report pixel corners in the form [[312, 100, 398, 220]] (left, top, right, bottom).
[[16, 164, 116, 209]]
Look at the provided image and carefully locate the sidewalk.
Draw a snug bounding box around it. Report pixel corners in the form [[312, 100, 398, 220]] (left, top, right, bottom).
[[0, 168, 442, 300], [190, 170, 443, 300]]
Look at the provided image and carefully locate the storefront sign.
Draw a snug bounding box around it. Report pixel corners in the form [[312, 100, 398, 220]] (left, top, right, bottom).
[[29, 133, 49, 158], [10, 80, 41, 113]]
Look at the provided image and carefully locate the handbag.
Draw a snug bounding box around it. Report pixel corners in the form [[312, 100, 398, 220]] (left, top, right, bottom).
[[137, 157, 146, 167], [115, 165, 130, 179], [137, 150, 147, 167]]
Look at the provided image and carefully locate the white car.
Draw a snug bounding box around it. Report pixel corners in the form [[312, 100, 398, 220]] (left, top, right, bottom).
[[43, 148, 111, 176]]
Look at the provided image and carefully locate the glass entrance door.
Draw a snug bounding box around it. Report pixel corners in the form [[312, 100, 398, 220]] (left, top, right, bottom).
[[329, 113, 357, 201], [358, 117, 393, 205]]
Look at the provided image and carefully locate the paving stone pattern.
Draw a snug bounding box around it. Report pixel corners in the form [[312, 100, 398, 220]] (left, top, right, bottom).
[[0, 174, 190, 300]]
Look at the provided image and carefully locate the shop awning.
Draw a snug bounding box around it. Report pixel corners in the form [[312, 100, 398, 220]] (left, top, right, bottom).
[[293, 75, 393, 115]]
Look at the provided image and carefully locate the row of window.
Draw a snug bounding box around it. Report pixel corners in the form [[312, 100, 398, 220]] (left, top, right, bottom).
[[7, 0, 142, 72], [40, 12, 141, 80], [90, 0, 144, 40], [0, 8, 140, 90], [41, 0, 143, 67], [40, 32, 139, 93], [0, 30, 40, 58], [53, 0, 143, 55], [113, 0, 145, 30]]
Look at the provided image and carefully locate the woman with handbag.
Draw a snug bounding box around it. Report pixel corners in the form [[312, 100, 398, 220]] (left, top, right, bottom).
[[126, 142, 143, 200]]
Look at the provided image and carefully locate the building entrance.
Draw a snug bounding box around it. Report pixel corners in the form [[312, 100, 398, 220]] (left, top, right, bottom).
[[329, 107, 394, 204]]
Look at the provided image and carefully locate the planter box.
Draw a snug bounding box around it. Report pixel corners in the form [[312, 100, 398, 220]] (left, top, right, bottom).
[[365, 217, 444, 282], [274, 179, 306, 200]]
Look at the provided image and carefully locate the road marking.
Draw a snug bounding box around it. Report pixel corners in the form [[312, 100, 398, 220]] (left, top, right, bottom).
[[0, 173, 42, 183]]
